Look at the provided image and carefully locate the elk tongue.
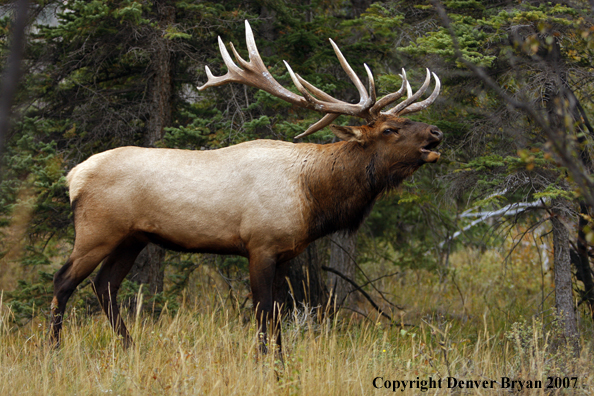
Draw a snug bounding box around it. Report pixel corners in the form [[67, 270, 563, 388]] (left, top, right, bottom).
[[421, 148, 440, 163]]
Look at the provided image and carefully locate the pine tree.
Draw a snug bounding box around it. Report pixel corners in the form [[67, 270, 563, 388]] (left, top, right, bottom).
[[397, 0, 594, 347]]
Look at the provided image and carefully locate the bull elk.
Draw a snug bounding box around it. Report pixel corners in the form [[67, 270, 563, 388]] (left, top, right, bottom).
[[50, 21, 443, 354]]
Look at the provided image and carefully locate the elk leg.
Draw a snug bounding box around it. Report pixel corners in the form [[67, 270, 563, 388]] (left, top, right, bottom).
[[249, 253, 278, 355], [271, 261, 291, 353], [50, 243, 117, 347], [91, 237, 147, 348]]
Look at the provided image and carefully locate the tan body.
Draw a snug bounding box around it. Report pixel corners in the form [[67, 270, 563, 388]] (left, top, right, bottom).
[[68, 142, 311, 260]]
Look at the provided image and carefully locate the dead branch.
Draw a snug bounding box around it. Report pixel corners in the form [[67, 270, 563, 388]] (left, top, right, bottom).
[[322, 265, 393, 321]]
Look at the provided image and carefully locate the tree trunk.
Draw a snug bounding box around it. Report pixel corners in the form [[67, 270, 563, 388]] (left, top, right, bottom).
[[350, 0, 372, 17], [0, 0, 29, 157], [127, 1, 175, 301], [575, 202, 594, 320], [127, 244, 165, 294], [327, 231, 358, 307], [565, 62, 594, 320], [142, 1, 174, 148], [283, 240, 329, 315], [258, 6, 277, 57], [570, 96, 594, 319], [542, 35, 590, 341], [551, 213, 579, 352]]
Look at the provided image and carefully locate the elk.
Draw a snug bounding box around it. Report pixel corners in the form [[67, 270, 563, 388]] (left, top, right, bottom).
[[50, 21, 443, 353]]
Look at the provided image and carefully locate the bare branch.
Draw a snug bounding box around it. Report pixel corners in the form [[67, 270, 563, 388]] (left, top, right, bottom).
[[321, 265, 393, 321]]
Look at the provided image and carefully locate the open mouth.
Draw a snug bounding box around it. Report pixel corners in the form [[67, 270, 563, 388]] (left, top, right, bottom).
[[420, 141, 441, 163]]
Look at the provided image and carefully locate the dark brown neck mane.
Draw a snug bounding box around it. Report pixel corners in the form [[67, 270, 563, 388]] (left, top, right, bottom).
[[299, 141, 412, 241]]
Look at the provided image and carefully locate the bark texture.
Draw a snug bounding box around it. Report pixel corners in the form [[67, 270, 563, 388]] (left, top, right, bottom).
[[0, 0, 29, 156], [575, 202, 594, 319], [551, 214, 579, 352], [542, 35, 592, 337], [350, 0, 373, 17], [327, 232, 358, 307], [283, 240, 329, 314]]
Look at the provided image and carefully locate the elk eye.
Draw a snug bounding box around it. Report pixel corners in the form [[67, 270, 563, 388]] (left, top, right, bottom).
[[383, 128, 398, 135]]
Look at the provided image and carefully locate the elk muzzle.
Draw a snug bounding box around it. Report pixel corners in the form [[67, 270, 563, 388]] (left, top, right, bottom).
[[420, 127, 443, 163]]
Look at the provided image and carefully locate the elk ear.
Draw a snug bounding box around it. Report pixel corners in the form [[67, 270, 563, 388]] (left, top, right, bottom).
[[329, 125, 365, 142]]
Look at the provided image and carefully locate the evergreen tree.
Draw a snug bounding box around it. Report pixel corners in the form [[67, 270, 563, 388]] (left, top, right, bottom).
[[2, 0, 591, 341], [396, 0, 594, 346]]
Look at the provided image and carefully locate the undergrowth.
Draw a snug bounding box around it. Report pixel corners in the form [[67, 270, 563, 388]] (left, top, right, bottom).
[[0, 239, 593, 395]]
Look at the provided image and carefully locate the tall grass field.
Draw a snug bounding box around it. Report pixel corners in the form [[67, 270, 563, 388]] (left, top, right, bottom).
[[1, 240, 593, 395]]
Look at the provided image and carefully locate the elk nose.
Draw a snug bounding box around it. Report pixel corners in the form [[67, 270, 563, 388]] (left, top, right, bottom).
[[430, 128, 443, 141]]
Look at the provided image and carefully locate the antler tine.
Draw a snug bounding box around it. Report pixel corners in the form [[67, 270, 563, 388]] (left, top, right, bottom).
[[198, 21, 306, 105], [197, 36, 243, 90], [294, 113, 341, 140], [396, 72, 441, 116], [284, 61, 322, 108], [284, 59, 379, 116], [405, 79, 413, 98], [364, 63, 376, 105], [369, 68, 408, 118], [243, 20, 267, 70], [384, 68, 432, 116], [296, 75, 342, 103], [283, 39, 378, 117], [229, 41, 250, 69], [328, 39, 374, 110], [218, 36, 243, 74]]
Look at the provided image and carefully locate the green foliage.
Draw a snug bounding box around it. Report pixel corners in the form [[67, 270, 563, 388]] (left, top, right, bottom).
[[0, 117, 70, 235], [405, 13, 497, 66], [362, 168, 453, 271], [444, 0, 483, 10], [1, 0, 593, 328], [402, 1, 589, 68], [533, 185, 577, 201], [5, 271, 54, 323], [342, 3, 403, 41]]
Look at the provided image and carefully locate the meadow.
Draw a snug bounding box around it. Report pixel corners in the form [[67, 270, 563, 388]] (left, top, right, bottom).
[[1, 240, 593, 395]]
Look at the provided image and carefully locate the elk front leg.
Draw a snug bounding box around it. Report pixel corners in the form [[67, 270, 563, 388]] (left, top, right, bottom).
[[249, 253, 279, 355], [271, 261, 291, 354]]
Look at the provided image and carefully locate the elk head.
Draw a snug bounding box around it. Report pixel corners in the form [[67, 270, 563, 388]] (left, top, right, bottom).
[[198, 20, 443, 167]]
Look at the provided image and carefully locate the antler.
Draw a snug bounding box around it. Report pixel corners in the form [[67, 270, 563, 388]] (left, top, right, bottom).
[[198, 21, 307, 109], [198, 20, 440, 139]]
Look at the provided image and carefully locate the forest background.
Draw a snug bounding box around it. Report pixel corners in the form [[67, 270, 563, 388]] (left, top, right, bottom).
[[0, 0, 594, 393]]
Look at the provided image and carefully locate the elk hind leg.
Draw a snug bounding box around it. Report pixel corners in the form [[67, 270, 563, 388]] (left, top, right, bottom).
[[51, 243, 118, 346], [91, 236, 147, 348]]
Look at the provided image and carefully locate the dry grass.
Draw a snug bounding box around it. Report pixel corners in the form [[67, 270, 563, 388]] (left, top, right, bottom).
[[1, 240, 593, 395]]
